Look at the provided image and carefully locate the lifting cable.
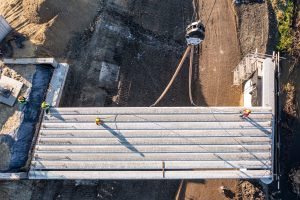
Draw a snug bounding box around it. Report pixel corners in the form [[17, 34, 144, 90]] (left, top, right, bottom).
[[150, 45, 192, 107], [188, 45, 197, 106], [192, 0, 200, 21], [151, 0, 218, 107]]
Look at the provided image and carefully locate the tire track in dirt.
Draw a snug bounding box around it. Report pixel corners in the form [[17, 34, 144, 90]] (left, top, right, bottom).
[[195, 0, 241, 106], [182, 0, 243, 199]]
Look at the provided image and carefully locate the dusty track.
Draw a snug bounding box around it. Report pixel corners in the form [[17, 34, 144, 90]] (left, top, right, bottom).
[[181, 0, 245, 199], [195, 0, 241, 106]]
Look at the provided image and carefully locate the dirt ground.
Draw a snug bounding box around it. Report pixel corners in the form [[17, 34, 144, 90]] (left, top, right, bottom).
[[0, 63, 35, 134], [235, 1, 270, 56], [179, 180, 265, 200], [179, 0, 267, 199], [195, 0, 241, 106], [0, 0, 274, 199], [60, 0, 193, 107], [182, 0, 243, 197], [1, 0, 188, 199], [179, 180, 238, 200], [0, 0, 99, 133], [0, 0, 99, 57]]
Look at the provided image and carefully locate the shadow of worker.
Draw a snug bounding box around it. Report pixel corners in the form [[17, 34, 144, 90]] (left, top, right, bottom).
[[101, 123, 145, 157]]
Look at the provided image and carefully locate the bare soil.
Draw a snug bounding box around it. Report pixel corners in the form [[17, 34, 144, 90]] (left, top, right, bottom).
[[0, 0, 275, 199], [180, 180, 238, 200], [61, 0, 193, 107], [0, 64, 35, 134], [239, 181, 265, 200], [0, 0, 99, 134], [195, 0, 242, 106], [180, 1, 272, 199], [1, 0, 189, 199], [183, 0, 243, 197], [0, 0, 99, 57], [235, 1, 270, 56]]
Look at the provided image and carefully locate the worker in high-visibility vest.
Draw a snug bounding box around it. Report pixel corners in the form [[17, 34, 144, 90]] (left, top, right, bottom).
[[41, 101, 50, 114], [241, 109, 251, 118], [95, 117, 103, 126], [18, 96, 27, 104]]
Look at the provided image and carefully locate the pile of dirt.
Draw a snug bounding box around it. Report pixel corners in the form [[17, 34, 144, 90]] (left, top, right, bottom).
[[22, 0, 42, 23], [283, 82, 297, 118], [235, 1, 272, 55], [238, 181, 265, 200], [290, 1, 300, 68], [0, 0, 51, 57], [0, 0, 99, 57]]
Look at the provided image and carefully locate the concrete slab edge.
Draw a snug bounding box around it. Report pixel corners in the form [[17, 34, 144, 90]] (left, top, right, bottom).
[[0, 15, 12, 42], [46, 63, 69, 107], [55, 63, 69, 106], [3, 58, 59, 68], [0, 172, 27, 180]]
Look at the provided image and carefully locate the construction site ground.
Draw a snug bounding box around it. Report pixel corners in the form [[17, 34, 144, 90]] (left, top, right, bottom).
[[0, 0, 277, 199], [0, 63, 36, 171]]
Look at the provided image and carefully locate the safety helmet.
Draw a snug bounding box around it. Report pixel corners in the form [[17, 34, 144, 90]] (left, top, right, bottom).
[[244, 109, 251, 113], [41, 101, 48, 108], [18, 96, 25, 101]]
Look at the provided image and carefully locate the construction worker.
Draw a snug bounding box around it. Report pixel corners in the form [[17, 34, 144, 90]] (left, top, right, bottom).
[[240, 108, 251, 118], [95, 117, 102, 126], [18, 96, 27, 104], [41, 101, 50, 114]]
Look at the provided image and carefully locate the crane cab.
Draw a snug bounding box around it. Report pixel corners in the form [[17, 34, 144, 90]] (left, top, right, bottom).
[[185, 21, 205, 45]]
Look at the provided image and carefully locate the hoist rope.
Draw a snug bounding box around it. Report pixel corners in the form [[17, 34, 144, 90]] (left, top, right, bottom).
[[188, 45, 197, 106], [192, 0, 200, 21]]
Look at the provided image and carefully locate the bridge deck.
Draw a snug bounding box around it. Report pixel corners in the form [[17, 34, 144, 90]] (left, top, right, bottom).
[[29, 107, 273, 179]]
